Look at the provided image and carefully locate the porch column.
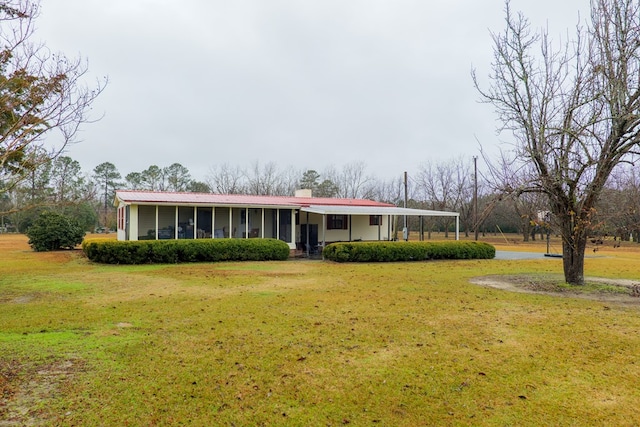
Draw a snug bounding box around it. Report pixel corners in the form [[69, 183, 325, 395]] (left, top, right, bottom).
[[261, 208, 265, 238], [322, 214, 326, 260], [306, 212, 310, 256], [194, 207, 198, 239], [174, 206, 179, 239], [155, 206, 159, 240], [455, 215, 460, 240], [228, 207, 232, 238], [211, 207, 216, 239], [290, 209, 296, 244], [244, 209, 249, 238]]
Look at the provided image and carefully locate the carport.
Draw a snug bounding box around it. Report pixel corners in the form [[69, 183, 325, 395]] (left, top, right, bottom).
[[300, 205, 460, 256]]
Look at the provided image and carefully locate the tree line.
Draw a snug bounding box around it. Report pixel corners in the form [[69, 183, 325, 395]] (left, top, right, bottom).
[[3, 153, 640, 246]]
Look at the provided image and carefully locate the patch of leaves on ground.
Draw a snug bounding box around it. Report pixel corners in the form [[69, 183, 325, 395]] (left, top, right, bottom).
[[493, 274, 636, 295]]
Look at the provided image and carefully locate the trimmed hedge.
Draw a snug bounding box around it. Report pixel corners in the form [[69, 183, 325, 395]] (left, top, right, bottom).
[[82, 238, 291, 264], [322, 241, 495, 262]]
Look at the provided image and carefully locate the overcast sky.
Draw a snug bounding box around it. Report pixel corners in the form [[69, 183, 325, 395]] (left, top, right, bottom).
[[36, 0, 588, 183]]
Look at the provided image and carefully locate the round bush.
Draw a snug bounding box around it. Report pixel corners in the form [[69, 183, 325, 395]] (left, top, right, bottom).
[[26, 211, 86, 251]]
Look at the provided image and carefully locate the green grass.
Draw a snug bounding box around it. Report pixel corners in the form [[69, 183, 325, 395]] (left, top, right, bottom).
[[2, 234, 640, 425]]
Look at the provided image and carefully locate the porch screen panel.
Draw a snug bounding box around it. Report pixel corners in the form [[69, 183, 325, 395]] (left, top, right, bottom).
[[248, 208, 261, 238], [196, 207, 212, 238], [178, 206, 195, 239], [264, 209, 277, 238], [138, 205, 156, 240], [158, 206, 176, 239], [213, 207, 230, 238], [278, 209, 292, 242], [232, 208, 244, 238]]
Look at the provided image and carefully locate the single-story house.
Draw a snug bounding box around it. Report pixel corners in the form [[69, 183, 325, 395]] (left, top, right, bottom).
[[114, 190, 460, 254]]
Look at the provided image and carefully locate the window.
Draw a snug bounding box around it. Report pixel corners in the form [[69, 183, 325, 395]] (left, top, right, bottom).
[[369, 215, 382, 226], [117, 207, 124, 230], [327, 214, 348, 230]]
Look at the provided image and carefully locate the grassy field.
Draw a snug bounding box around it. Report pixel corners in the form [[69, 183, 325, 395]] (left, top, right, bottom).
[[2, 233, 640, 426]]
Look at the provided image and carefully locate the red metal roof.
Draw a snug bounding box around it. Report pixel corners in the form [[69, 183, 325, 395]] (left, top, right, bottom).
[[115, 190, 395, 208]]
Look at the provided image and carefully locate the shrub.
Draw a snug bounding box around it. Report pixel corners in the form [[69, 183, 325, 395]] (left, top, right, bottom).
[[26, 211, 86, 252], [323, 241, 495, 262], [82, 238, 291, 264]]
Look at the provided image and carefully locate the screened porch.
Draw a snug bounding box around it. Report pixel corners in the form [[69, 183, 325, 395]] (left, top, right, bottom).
[[132, 205, 294, 244]]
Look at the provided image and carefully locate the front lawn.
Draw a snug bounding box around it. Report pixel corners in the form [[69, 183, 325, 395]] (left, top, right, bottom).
[[1, 234, 640, 425]]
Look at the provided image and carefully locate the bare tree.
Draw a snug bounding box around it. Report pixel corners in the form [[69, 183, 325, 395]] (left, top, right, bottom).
[[273, 164, 300, 196], [596, 163, 640, 240], [510, 191, 548, 241], [480, 193, 520, 235], [232, 161, 296, 196], [415, 158, 471, 237], [206, 163, 246, 195], [245, 161, 284, 196], [327, 162, 376, 199], [0, 1, 106, 197], [450, 157, 475, 237], [474, 0, 640, 285], [371, 175, 405, 205]]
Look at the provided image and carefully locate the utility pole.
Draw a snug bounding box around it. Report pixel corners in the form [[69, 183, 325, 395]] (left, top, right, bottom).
[[403, 171, 408, 241], [473, 156, 478, 241]]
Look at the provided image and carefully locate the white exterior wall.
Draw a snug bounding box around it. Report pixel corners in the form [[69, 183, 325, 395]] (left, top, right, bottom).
[[299, 212, 391, 243], [128, 205, 138, 241], [117, 202, 128, 241], [349, 215, 390, 241], [289, 209, 296, 249]]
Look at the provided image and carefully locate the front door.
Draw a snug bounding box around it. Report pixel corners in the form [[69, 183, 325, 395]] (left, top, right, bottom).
[[300, 224, 318, 249]]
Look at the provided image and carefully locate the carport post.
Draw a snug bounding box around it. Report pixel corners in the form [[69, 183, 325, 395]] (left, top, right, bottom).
[[306, 211, 310, 257], [322, 215, 326, 259]]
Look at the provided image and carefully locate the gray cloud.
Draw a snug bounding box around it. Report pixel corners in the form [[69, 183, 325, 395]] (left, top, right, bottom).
[[37, 0, 588, 181]]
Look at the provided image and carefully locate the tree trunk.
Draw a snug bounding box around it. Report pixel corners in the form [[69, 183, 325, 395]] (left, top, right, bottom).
[[560, 217, 587, 286], [522, 220, 530, 242]]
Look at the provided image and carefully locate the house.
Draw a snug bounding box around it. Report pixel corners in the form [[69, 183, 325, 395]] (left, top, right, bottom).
[[114, 190, 460, 253]]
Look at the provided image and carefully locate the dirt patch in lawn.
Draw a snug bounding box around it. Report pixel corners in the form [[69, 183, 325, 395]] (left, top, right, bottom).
[[470, 274, 640, 305], [0, 358, 83, 426]]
